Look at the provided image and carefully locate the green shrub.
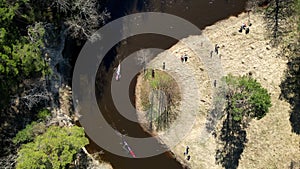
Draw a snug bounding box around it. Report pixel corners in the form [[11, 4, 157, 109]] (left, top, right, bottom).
[[13, 122, 46, 144], [37, 109, 51, 121]]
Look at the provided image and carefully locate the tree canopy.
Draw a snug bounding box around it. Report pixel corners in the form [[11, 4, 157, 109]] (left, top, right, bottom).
[[16, 126, 89, 169], [0, 0, 48, 108], [224, 74, 272, 121]]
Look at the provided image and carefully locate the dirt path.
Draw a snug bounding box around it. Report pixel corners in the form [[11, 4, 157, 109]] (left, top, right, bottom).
[[136, 12, 300, 169]]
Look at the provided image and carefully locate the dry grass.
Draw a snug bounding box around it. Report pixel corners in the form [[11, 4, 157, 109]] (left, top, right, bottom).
[[136, 69, 181, 131], [204, 12, 300, 169], [139, 73, 151, 111]]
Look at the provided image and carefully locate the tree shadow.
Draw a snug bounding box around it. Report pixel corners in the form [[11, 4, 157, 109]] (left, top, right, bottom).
[[280, 56, 300, 134], [215, 113, 247, 169], [289, 160, 300, 169], [264, 0, 295, 46], [205, 105, 224, 134], [205, 87, 227, 135]]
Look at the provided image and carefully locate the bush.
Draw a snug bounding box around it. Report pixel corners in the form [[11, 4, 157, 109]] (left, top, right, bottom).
[[37, 109, 51, 121], [13, 122, 46, 144]]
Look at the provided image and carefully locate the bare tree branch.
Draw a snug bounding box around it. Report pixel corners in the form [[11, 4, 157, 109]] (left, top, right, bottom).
[[64, 0, 110, 41]]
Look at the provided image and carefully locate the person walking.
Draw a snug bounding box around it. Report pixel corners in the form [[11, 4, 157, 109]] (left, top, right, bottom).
[[184, 54, 188, 62], [239, 23, 246, 33], [185, 146, 189, 155], [215, 44, 220, 55], [181, 55, 184, 62]]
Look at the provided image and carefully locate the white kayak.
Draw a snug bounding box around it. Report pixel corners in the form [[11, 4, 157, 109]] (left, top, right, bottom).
[[116, 63, 121, 81]]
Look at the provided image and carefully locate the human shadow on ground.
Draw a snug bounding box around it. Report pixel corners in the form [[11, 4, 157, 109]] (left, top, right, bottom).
[[215, 112, 247, 169], [280, 56, 300, 134]]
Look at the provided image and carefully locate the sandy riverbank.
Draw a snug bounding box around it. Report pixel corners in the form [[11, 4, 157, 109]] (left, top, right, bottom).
[[135, 12, 300, 169]]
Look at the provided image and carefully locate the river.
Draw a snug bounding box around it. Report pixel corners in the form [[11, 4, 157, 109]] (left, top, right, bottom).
[[79, 0, 248, 168]]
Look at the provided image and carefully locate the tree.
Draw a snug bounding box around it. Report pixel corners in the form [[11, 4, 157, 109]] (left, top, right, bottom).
[[0, 1, 49, 108], [16, 126, 89, 169], [224, 74, 272, 121], [64, 0, 110, 41], [216, 75, 271, 169]]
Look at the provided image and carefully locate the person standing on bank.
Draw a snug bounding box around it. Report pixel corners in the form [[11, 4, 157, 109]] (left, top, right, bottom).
[[184, 146, 189, 155], [245, 26, 250, 34], [152, 69, 155, 78], [181, 55, 184, 62], [184, 54, 188, 62], [215, 44, 220, 55], [187, 155, 191, 161]]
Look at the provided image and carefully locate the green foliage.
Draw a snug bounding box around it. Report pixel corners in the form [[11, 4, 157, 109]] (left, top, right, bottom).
[[13, 122, 46, 144], [0, 0, 49, 109], [225, 74, 272, 121], [249, 86, 272, 119], [145, 69, 174, 90], [37, 109, 51, 121], [0, 0, 18, 24], [16, 126, 89, 169], [13, 108, 50, 144], [1, 22, 47, 77]]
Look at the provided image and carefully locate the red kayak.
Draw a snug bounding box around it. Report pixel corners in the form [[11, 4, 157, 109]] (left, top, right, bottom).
[[122, 140, 136, 158]]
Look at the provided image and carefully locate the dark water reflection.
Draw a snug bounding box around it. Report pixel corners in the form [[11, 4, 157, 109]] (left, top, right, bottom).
[[86, 0, 248, 169]]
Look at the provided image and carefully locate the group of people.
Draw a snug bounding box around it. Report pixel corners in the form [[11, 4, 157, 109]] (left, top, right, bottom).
[[180, 20, 252, 62], [239, 10, 252, 34], [180, 43, 221, 62], [181, 54, 189, 62], [239, 22, 252, 34]]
